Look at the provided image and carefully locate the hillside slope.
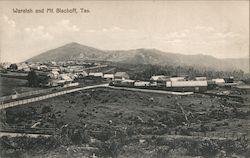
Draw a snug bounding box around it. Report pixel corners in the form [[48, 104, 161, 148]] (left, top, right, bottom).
[[27, 42, 249, 72]]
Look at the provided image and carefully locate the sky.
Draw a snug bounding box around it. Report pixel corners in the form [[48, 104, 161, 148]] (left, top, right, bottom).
[[0, 1, 249, 62]]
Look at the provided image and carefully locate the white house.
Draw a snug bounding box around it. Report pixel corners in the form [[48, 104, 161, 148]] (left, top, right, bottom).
[[134, 81, 151, 87], [103, 74, 114, 80], [212, 78, 225, 86], [114, 72, 129, 81], [89, 72, 103, 77]]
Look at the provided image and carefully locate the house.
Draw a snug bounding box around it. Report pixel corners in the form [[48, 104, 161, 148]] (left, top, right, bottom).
[[59, 74, 73, 82], [49, 80, 66, 87], [134, 81, 151, 87], [67, 66, 85, 73], [120, 79, 135, 87], [170, 77, 186, 82], [29, 64, 40, 70], [150, 75, 170, 82], [166, 80, 208, 92], [114, 72, 129, 81], [212, 78, 225, 86], [16, 63, 30, 72], [1, 62, 11, 69], [76, 71, 88, 78], [89, 72, 103, 77], [195, 77, 207, 81], [103, 74, 114, 80], [22, 67, 31, 72], [39, 65, 48, 71], [48, 70, 60, 79], [224, 76, 234, 83], [150, 75, 170, 87]]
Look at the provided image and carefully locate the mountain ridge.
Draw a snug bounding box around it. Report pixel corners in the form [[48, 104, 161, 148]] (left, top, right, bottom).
[[27, 42, 249, 73]]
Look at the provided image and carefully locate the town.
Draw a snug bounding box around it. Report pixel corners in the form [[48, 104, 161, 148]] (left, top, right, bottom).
[[1, 0, 249, 157], [0, 59, 249, 158], [0, 61, 249, 94]]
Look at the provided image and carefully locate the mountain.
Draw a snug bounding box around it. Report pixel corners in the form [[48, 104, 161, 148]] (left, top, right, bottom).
[[27, 42, 249, 73], [27, 42, 108, 61]]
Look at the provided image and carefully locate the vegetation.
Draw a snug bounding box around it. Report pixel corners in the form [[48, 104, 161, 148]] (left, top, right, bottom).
[[113, 63, 245, 81], [27, 70, 39, 87]]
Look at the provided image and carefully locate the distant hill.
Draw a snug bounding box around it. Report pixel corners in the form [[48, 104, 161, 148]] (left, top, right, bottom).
[[27, 42, 249, 73]]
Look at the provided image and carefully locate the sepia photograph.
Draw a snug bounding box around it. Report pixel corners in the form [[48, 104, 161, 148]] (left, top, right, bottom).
[[0, 0, 249, 157]]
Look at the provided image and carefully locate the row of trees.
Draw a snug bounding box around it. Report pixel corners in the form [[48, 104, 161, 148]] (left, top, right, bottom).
[[121, 64, 245, 81]]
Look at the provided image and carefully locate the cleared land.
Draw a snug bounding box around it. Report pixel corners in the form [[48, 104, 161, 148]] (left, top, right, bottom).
[[0, 77, 41, 97], [1, 87, 250, 157]]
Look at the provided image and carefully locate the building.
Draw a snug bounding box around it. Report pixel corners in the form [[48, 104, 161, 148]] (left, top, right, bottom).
[[114, 72, 129, 81], [150, 75, 170, 82], [39, 65, 48, 71], [166, 80, 208, 92], [48, 70, 60, 79], [89, 72, 103, 77], [76, 71, 88, 78], [212, 78, 225, 86], [195, 77, 207, 81], [117, 79, 135, 87], [103, 74, 114, 80], [134, 81, 151, 87], [224, 76, 234, 83], [150, 75, 170, 87], [59, 74, 73, 82], [170, 77, 186, 82]]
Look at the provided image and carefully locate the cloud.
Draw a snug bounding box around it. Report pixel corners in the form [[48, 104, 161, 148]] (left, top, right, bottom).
[[195, 25, 215, 32], [164, 32, 187, 40], [48, 19, 80, 34], [154, 25, 247, 58], [1, 15, 18, 37], [165, 39, 183, 44], [59, 19, 79, 32], [85, 26, 125, 33], [24, 25, 54, 41], [215, 32, 240, 38], [2, 15, 16, 28]]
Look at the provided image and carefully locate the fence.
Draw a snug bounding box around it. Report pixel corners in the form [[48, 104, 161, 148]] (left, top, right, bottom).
[[0, 82, 80, 104], [0, 83, 107, 110]]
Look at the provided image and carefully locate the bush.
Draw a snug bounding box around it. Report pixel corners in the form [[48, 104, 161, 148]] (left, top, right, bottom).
[[41, 106, 52, 114], [199, 140, 219, 157]]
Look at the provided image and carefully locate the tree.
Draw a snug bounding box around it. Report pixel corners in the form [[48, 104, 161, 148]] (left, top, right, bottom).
[[27, 70, 39, 87], [9, 64, 18, 70]]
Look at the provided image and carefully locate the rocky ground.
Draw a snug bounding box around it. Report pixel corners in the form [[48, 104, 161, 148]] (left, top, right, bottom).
[[1, 87, 250, 157]]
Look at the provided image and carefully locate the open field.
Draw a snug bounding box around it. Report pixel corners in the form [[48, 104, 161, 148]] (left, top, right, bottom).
[[0, 77, 42, 97], [1, 87, 250, 157]]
